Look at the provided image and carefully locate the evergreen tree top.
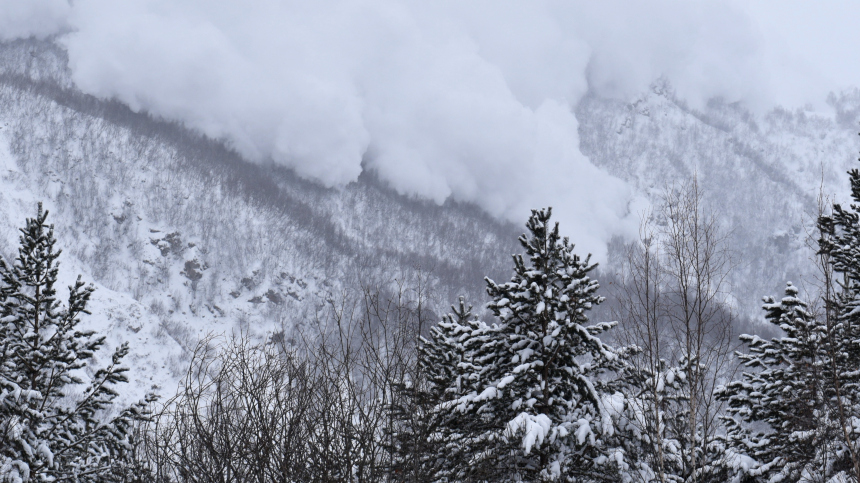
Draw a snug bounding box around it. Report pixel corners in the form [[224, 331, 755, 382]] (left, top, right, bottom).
[[434, 207, 623, 481], [486, 207, 609, 341], [0, 203, 148, 482]]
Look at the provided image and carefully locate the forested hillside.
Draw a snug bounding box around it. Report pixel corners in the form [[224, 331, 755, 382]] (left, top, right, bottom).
[[2, 36, 860, 482], [0, 38, 522, 399], [579, 85, 860, 323]]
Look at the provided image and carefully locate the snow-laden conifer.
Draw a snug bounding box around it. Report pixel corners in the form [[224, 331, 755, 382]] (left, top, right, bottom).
[[388, 296, 486, 482], [610, 351, 694, 483], [442, 207, 622, 482], [816, 162, 860, 481], [0, 204, 148, 482], [716, 283, 828, 482]]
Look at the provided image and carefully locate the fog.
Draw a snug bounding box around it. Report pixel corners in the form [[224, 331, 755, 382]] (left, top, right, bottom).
[[2, 0, 859, 257], [0, 0, 68, 41]]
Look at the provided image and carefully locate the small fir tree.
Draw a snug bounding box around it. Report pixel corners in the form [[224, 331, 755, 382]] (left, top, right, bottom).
[[716, 283, 828, 482], [388, 296, 484, 482], [0, 204, 147, 482]]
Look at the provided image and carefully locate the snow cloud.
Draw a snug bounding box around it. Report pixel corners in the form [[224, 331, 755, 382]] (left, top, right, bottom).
[[0, 0, 69, 41], [1, 0, 858, 256]]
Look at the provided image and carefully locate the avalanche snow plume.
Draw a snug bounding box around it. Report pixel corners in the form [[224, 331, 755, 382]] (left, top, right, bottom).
[[2, 0, 860, 255]]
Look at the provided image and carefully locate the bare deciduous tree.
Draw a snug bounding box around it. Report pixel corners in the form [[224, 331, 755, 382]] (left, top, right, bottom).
[[127, 276, 433, 483], [660, 178, 737, 482], [613, 212, 675, 483], [612, 177, 737, 482]]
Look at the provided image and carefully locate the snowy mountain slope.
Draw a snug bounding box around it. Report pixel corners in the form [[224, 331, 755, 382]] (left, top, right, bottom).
[[0, 39, 522, 400], [0, 126, 183, 402], [1, 37, 859, 399], [578, 84, 860, 317]]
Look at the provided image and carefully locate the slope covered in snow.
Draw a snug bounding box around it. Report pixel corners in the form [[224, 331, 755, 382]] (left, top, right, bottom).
[[1, 38, 858, 398], [0, 39, 522, 400], [579, 84, 860, 320]]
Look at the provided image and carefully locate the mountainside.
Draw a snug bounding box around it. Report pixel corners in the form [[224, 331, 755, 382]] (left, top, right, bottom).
[[0, 38, 522, 400], [579, 84, 860, 321], [1, 38, 858, 398]]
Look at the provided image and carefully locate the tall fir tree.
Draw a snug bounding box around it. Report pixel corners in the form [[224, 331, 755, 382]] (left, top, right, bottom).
[[817, 160, 860, 481], [0, 204, 148, 482], [442, 207, 623, 482], [716, 283, 829, 482]]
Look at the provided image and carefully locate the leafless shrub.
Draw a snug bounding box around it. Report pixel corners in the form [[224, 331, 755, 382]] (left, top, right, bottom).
[[129, 278, 432, 482]]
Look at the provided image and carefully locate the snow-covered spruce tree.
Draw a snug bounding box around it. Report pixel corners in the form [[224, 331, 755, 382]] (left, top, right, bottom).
[[444, 207, 623, 482], [388, 296, 484, 482], [424, 297, 479, 401], [610, 352, 693, 483], [0, 204, 148, 482], [816, 162, 860, 481], [715, 283, 829, 482]]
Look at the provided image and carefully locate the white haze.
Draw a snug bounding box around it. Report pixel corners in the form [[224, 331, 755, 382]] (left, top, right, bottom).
[[2, 0, 860, 257], [0, 0, 68, 41]]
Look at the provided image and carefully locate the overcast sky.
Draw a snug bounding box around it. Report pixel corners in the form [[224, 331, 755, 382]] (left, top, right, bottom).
[[1, 0, 858, 257]]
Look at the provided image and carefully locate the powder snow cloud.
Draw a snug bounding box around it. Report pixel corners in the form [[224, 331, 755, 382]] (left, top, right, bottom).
[[0, 0, 69, 40], [1, 0, 858, 257]]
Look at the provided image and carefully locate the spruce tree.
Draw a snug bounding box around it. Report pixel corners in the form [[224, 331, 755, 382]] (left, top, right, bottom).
[[388, 297, 484, 482], [716, 283, 828, 482], [611, 353, 693, 482], [817, 161, 860, 481], [0, 204, 147, 482], [713, 157, 860, 482], [444, 207, 622, 482]]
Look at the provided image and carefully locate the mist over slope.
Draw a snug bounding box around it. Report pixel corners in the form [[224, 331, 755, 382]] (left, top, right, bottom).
[[0, 37, 859, 399], [0, 38, 523, 399], [7, 0, 860, 260], [578, 85, 860, 317]]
